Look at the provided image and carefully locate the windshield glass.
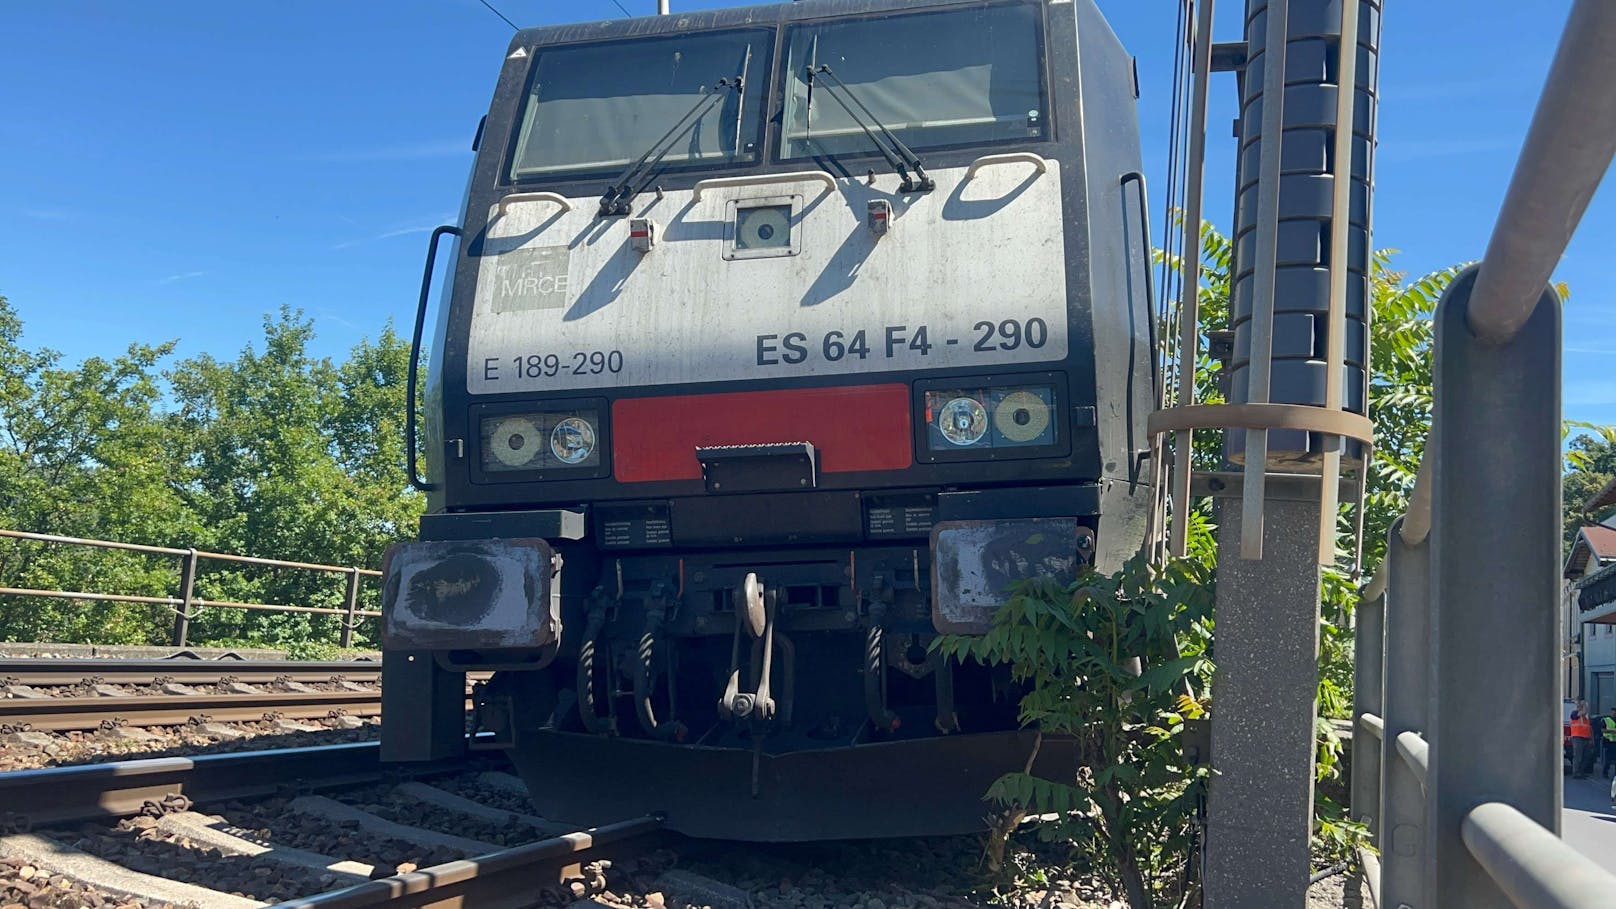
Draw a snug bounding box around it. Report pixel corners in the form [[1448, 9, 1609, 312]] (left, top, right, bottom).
[[781, 3, 1045, 161], [508, 29, 771, 181]]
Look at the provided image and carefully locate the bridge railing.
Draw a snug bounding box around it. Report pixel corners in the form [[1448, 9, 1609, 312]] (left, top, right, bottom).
[[0, 528, 382, 648], [1349, 2, 1616, 906]]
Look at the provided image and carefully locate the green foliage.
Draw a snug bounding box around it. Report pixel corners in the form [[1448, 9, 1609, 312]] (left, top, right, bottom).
[[1563, 424, 1616, 553], [0, 294, 423, 651], [938, 513, 1217, 909]]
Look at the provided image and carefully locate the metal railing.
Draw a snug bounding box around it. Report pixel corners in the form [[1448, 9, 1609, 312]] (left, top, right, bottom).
[[0, 528, 382, 648], [1349, 3, 1616, 906]]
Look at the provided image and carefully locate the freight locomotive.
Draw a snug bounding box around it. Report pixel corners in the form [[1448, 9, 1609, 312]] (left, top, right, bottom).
[[380, 0, 1155, 840]]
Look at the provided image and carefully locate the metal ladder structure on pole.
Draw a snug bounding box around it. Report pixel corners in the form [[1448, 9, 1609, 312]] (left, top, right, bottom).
[[1158, 0, 1616, 905]]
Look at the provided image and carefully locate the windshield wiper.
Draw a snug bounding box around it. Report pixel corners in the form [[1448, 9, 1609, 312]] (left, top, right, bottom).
[[805, 64, 934, 193], [599, 77, 743, 216]]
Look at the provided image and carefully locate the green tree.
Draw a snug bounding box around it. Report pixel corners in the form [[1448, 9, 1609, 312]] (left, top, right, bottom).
[[0, 294, 190, 642], [165, 308, 422, 650], [1563, 427, 1616, 551], [0, 295, 422, 651]]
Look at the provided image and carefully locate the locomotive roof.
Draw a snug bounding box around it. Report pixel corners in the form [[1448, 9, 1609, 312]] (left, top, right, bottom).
[[508, 0, 1042, 52]]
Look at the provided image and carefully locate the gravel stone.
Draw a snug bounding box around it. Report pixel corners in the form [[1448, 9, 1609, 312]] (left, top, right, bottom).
[[654, 869, 754, 909], [190, 723, 246, 741]]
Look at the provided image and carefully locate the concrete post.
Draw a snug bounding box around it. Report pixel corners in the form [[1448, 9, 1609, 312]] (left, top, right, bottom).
[[1350, 592, 1383, 842], [1205, 494, 1324, 907], [1380, 516, 1430, 908], [1427, 269, 1561, 906]]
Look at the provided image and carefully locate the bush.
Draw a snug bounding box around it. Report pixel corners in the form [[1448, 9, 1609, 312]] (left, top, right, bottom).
[[937, 550, 1214, 909]]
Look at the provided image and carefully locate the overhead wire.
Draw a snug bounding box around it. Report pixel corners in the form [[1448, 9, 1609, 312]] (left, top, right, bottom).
[[473, 0, 520, 31], [1148, 0, 1197, 559]]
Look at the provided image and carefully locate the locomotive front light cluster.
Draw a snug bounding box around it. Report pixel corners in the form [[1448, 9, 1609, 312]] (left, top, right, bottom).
[[922, 384, 1058, 456], [936, 397, 988, 446], [480, 409, 602, 473]]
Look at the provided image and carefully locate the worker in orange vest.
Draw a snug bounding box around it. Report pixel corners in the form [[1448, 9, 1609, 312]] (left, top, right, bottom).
[[1571, 700, 1595, 779]]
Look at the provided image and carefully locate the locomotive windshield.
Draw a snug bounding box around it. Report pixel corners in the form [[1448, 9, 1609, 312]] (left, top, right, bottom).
[[781, 3, 1045, 160], [509, 28, 772, 180]]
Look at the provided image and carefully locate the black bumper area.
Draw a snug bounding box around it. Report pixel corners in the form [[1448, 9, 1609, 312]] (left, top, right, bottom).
[[507, 727, 1076, 841]]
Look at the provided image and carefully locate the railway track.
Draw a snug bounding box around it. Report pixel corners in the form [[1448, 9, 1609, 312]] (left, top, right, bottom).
[[0, 659, 490, 735], [0, 657, 381, 688], [0, 689, 382, 732], [0, 741, 668, 908]]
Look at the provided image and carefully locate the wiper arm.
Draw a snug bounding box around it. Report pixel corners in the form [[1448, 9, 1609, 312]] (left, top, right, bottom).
[[599, 77, 743, 216], [806, 64, 934, 193]]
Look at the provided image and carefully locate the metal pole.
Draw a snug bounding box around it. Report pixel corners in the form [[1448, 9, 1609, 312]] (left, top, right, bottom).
[[341, 568, 361, 649], [1466, 0, 1616, 344], [1427, 268, 1561, 906], [1380, 516, 1430, 908], [172, 548, 198, 648], [1236, 0, 1290, 560], [1168, 0, 1216, 558], [1461, 802, 1616, 908], [657, 0, 669, 14], [1317, 0, 1363, 564]]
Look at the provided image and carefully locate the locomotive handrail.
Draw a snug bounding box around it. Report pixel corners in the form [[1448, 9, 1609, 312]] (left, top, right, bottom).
[[1120, 171, 1158, 410], [408, 225, 462, 493], [690, 170, 837, 201], [962, 152, 1047, 181], [494, 191, 573, 216]]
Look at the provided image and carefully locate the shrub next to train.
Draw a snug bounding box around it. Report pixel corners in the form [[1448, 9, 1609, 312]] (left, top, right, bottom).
[[380, 0, 1154, 840]]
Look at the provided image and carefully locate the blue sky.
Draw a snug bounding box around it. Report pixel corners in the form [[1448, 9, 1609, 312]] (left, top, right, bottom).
[[1, 0, 1611, 426]]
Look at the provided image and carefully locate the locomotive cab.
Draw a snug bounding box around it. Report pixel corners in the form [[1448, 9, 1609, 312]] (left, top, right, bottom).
[[381, 0, 1154, 840]]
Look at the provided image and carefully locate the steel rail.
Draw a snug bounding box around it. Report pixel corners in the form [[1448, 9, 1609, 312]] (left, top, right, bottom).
[[0, 741, 469, 828], [279, 816, 667, 909], [0, 690, 383, 731], [0, 659, 381, 687]]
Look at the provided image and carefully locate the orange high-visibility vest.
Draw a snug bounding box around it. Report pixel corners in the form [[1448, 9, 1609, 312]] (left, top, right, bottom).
[[1572, 715, 1593, 738]]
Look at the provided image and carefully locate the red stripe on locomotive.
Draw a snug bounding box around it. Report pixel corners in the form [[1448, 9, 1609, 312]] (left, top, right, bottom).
[[612, 384, 913, 482]]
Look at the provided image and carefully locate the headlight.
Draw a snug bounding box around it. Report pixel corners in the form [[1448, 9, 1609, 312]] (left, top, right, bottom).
[[479, 409, 602, 473], [993, 389, 1053, 443], [923, 384, 1057, 456], [936, 396, 988, 446], [489, 417, 545, 468], [549, 417, 596, 464]]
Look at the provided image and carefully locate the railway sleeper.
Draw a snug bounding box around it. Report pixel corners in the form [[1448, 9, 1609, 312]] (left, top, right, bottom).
[[155, 810, 375, 885], [286, 795, 498, 856], [0, 831, 264, 909]]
